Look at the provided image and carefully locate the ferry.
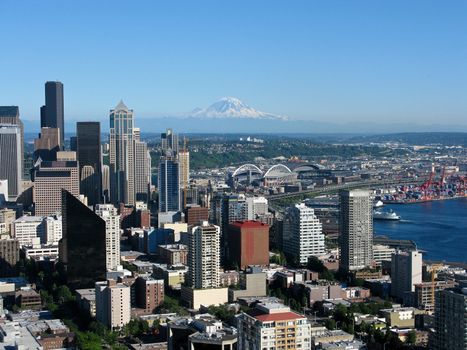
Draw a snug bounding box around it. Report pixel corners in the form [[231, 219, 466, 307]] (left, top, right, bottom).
[[373, 209, 401, 221]]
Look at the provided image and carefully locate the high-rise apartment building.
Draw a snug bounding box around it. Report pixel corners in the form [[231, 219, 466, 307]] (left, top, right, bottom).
[[34, 159, 79, 217], [246, 196, 269, 220], [102, 165, 110, 203], [390, 250, 422, 301], [133, 131, 151, 203], [42, 82, 64, 148], [0, 124, 22, 200], [178, 149, 190, 190], [431, 285, 467, 350], [237, 302, 312, 350], [95, 204, 120, 271], [158, 156, 180, 212], [33, 127, 60, 161], [77, 122, 101, 205], [283, 203, 325, 265], [95, 280, 131, 329], [226, 221, 269, 269], [109, 101, 135, 205], [135, 277, 164, 314], [60, 190, 107, 288], [161, 128, 178, 156], [339, 189, 373, 272], [187, 222, 221, 289]]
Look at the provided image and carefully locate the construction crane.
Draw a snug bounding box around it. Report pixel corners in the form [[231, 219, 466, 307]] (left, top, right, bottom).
[[430, 263, 445, 307]]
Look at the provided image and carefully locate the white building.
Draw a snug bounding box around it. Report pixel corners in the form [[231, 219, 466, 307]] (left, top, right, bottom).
[[95, 204, 121, 271], [373, 244, 396, 266], [22, 237, 59, 261], [391, 250, 422, 300], [44, 215, 62, 244], [95, 280, 131, 329], [283, 203, 325, 264], [246, 196, 268, 220], [237, 302, 312, 350], [11, 216, 45, 246]]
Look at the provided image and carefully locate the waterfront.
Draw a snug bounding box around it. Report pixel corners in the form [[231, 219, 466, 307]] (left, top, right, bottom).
[[374, 197, 467, 263]]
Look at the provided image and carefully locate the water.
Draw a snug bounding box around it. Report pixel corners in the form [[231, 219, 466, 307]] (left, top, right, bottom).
[[374, 198, 467, 263]]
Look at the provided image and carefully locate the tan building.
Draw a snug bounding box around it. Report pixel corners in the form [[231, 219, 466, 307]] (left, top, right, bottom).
[[95, 280, 131, 329], [158, 244, 188, 265], [237, 302, 312, 350], [178, 149, 190, 190]]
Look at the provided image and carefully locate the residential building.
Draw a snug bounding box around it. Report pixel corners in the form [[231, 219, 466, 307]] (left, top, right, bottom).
[[226, 220, 269, 269], [184, 205, 209, 226], [95, 280, 131, 329], [0, 239, 20, 277], [42, 81, 65, 147], [339, 189, 373, 272], [133, 131, 151, 203], [373, 244, 396, 266], [390, 250, 422, 300], [413, 280, 457, 312], [134, 277, 164, 314], [237, 302, 312, 350], [44, 215, 62, 244], [283, 203, 325, 265], [95, 204, 121, 271], [178, 149, 190, 190], [60, 190, 107, 289], [158, 244, 188, 265]]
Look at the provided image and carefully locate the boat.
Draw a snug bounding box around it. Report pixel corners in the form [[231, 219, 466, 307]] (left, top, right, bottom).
[[373, 209, 401, 221], [373, 200, 384, 208]]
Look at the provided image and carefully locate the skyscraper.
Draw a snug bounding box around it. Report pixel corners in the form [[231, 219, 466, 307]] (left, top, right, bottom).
[[133, 129, 151, 203], [109, 101, 135, 205], [0, 124, 22, 200], [77, 122, 102, 205], [33, 127, 60, 161], [95, 204, 121, 271], [178, 149, 190, 190], [161, 128, 178, 156], [283, 203, 325, 265], [158, 156, 180, 212], [60, 190, 107, 289], [390, 250, 422, 301], [339, 189, 373, 272], [42, 82, 65, 148], [187, 222, 221, 289]]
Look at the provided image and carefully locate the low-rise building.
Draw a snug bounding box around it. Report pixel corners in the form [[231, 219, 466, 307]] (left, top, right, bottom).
[[157, 244, 188, 266], [228, 267, 267, 302], [380, 307, 421, 328], [135, 277, 164, 314], [153, 263, 188, 290], [75, 288, 96, 317]]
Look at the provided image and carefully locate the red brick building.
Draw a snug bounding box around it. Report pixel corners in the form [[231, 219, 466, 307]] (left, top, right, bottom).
[[227, 221, 269, 270], [184, 205, 209, 226], [134, 277, 164, 314]]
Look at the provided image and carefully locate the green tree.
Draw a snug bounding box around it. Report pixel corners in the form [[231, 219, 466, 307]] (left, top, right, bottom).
[[405, 330, 417, 345]]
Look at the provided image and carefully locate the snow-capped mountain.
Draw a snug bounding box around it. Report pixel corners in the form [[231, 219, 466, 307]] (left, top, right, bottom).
[[189, 97, 288, 120]]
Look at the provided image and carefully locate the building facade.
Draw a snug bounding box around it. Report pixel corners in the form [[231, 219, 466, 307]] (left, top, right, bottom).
[[0, 124, 22, 200], [390, 250, 422, 300], [77, 122, 101, 205], [158, 156, 180, 212], [42, 81, 65, 148], [95, 204, 121, 271], [95, 280, 131, 329]]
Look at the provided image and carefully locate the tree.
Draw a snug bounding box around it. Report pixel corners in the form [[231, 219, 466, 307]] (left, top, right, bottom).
[[405, 330, 417, 345], [325, 319, 336, 330]]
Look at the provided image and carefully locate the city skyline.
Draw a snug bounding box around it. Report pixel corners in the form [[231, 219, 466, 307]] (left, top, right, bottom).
[[1, 1, 466, 130]]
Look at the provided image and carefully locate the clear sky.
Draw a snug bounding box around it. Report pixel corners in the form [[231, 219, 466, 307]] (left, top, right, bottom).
[[1, 0, 466, 126]]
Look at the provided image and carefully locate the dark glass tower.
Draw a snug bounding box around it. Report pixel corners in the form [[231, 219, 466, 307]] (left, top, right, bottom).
[[59, 190, 106, 289], [158, 156, 180, 212], [77, 122, 102, 205], [42, 81, 64, 148]]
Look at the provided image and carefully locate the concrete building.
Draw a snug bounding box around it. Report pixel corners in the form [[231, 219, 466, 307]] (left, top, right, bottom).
[[228, 267, 267, 302], [178, 149, 190, 190], [157, 244, 188, 265], [245, 196, 268, 220], [12, 216, 45, 246], [43, 215, 62, 244], [133, 132, 151, 203], [33, 127, 60, 161], [339, 189, 373, 272], [0, 209, 16, 235], [373, 244, 395, 266], [283, 203, 325, 265], [153, 263, 188, 290], [226, 220, 269, 269], [95, 204, 121, 271], [431, 285, 467, 350], [95, 280, 131, 329], [34, 159, 79, 217], [75, 288, 97, 317], [21, 238, 59, 261], [380, 307, 420, 328], [134, 277, 164, 314], [0, 124, 22, 200], [0, 239, 20, 277], [237, 302, 312, 350], [184, 205, 209, 226], [413, 280, 457, 312], [390, 250, 422, 300]]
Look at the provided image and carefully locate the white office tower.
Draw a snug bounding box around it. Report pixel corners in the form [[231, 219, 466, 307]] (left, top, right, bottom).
[[12, 216, 45, 246], [391, 250, 423, 300], [0, 125, 22, 200], [246, 196, 268, 220], [178, 149, 190, 189], [44, 215, 62, 244], [339, 189, 373, 271], [109, 101, 135, 205], [95, 204, 121, 271], [283, 203, 325, 265], [102, 164, 110, 202], [187, 222, 221, 289], [133, 129, 151, 203], [95, 280, 131, 329]]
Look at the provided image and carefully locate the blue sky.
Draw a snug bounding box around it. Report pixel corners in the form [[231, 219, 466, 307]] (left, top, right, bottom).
[[1, 0, 466, 126]]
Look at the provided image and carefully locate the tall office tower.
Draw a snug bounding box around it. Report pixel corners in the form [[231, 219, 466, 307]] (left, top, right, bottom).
[[187, 222, 221, 289], [109, 101, 135, 205], [133, 134, 151, 203], [42, 81, 64, 148], [34, 159, 79, 217], [77, 122, 101, 205], [69, 136, 77, 152], [226, 221, 269, 269], [102, 165, 110, 203], [283, 203, 325, 265], [237, 302, 312, 350], [246, 196, 268, 220], [0, 239, 20, 277], [390, 250, 422, 300], [60, 190, 107, 288], [0, 106, 24, 183], [431, 285, 467, 350], [95, 204, 121, 271], [161, 128, 178, 156], [0, 125, 22, 200], [95, 280, 131, 329], [158, 156, 180, 212], [178, 149, 190, 190], [33, 127, 60, 161], [339, 189, 373, 272]]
